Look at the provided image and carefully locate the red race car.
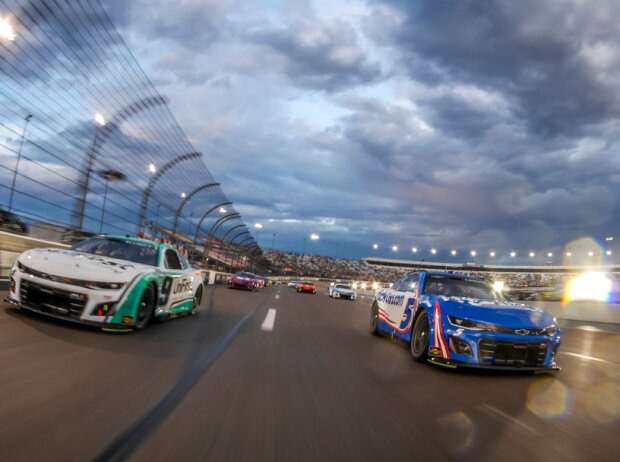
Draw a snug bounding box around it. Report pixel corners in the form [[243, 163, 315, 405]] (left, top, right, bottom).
[[297, 281, 317, 294]]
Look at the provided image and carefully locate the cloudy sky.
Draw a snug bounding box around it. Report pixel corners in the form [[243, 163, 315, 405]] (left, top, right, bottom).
[[103, 0, 620, 261]]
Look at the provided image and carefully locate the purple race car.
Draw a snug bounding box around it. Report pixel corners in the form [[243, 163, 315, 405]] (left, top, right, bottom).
[[228, 272, 259, 291]]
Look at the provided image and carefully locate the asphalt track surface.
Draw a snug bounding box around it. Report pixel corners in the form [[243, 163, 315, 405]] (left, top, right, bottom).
[[1, 285, 619, 462]]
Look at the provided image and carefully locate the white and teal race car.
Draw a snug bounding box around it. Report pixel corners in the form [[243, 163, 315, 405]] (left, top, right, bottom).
[[5, 235, 204, 332]]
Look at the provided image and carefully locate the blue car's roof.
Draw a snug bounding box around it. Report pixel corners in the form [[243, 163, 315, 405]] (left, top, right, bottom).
[[409, 270, 486, 282]]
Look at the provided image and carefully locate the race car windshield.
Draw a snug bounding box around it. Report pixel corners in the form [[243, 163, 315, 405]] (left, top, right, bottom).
[[71, 237, 159, 266], [235, 272, 255, 278], [335, 285, 351, 290], [423, 275, 502, 300]]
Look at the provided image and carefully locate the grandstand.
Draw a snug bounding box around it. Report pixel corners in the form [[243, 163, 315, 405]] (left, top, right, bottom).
[[264, 250, 620, 290]]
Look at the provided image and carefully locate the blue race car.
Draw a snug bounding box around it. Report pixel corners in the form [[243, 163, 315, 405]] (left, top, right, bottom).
[[370, 271, 561, 370]]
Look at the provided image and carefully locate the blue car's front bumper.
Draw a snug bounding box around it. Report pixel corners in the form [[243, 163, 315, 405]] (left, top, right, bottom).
[[429, 326, 561, 371]]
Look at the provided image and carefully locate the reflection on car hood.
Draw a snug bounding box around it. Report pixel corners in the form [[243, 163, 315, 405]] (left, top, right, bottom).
[[19, 248, 149, 282], [429, 296, 556, 328]]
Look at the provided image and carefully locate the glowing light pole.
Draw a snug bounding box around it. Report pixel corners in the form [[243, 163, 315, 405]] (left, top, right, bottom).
[[137, 152, 203, 233], [254, 223, 263, 246], [7, 114, 33, 212], [310, 233, 320, 255], [97, 169, 126, 233], [74, 112, 106, 230]]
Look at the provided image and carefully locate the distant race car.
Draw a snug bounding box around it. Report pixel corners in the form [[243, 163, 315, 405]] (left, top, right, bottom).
[[297, 281, 317, 294], [5, 235, 204, 331], [228, 272, 259, 291], [329, 283, 357, 300], [287, 281, 297, 288], [370, 271, 561, 370]]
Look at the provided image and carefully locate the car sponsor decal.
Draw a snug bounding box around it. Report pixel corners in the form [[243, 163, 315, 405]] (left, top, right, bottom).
[[376, 289, 405, 306], [377, 296, 418, 333], [432, 301, 450, 359]]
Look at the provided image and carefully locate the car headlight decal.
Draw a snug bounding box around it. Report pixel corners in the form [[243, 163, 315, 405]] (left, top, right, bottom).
[[448, 316, 498, 332]]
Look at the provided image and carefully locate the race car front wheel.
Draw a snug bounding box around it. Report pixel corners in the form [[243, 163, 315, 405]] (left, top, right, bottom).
[[370, 301, 380, 336], [410, 311, 430, 362], [135, 284, 155, 330], [190, 286, 203, 316]]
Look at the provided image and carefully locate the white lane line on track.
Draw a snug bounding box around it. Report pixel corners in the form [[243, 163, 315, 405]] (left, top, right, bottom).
[[480, 404, 539, 437], [261, 309, 277, 332], [560, 351, 613, 364]]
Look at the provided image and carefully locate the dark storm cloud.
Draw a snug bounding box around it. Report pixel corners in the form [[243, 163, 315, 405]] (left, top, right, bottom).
[[378, 0, 620, 137], [316, 87, 620, 254], [250, 18, 382, 92], [115, 0, 231, 51]]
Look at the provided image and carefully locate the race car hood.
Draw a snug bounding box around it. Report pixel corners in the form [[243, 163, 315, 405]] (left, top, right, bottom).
[[18, 248, 150, 283], [434, 296, 556, 329]]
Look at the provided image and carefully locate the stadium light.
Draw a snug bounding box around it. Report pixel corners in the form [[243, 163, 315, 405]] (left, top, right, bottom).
[[529, 252, 535, 258], [94, 112, 106, 126], [373, 243, 379, 250], [254, 223, 263, 229], [0, 18, 16, 41], [566, 252, 572, 257], [510, 251, 516, 258], [470, 250, 477, 257], [588, 251, 594, 257], [392, 245, 398, 252], [148, 163, 156, 173], [431, 248, 437, 255], [607, 250, 612, 256], [180, 192, 186, 198], [606, 237, 614, 241], [310, 233, 319, 240], [219, 207, 227, 213], [547, 252, 553, 257], [451, 249, 457, 256], [489, 251, 496, 257], [411, 247, 418, 253]]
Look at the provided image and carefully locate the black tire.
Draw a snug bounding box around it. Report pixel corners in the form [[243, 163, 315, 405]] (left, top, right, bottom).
[[410, 310, 430, 362], [135, 284, 156, 330], [370, 301, 380, 336], [190, 286, 202, 315]]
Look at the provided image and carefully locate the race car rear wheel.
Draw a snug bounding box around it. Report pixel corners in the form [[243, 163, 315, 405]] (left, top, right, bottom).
[[135, 284, 155, 330], [370, 301, 380, 336], [190, 286, 203, 316], [410, 311, 430, 362]]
